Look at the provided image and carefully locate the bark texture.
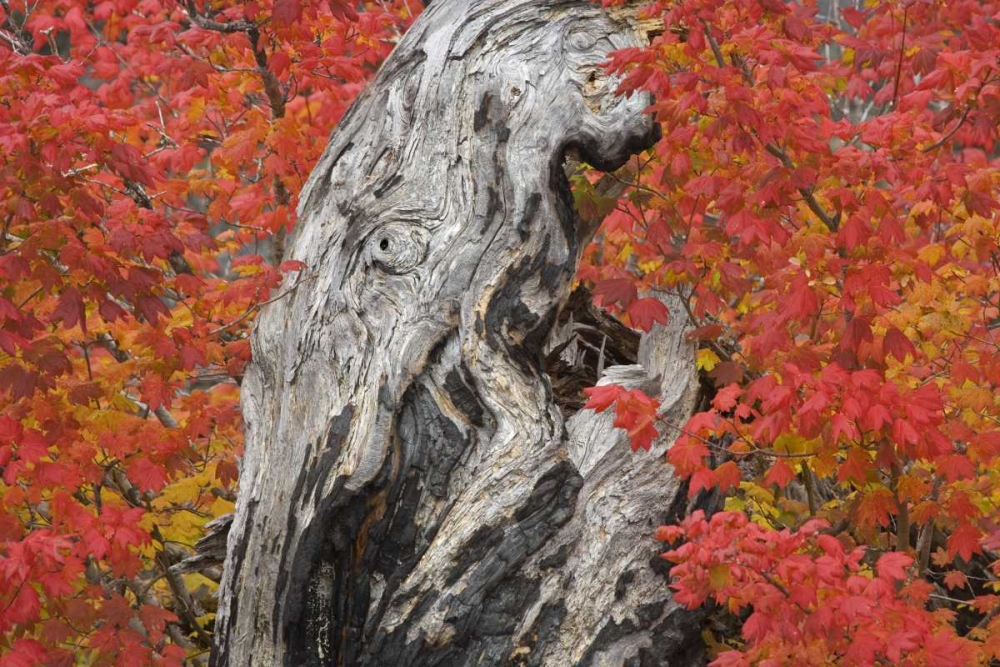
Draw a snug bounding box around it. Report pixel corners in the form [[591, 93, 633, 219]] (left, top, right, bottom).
[[213, 2, 708, 665]]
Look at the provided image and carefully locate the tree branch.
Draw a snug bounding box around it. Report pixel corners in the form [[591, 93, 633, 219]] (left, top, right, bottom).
[[891, 4, 909, 108], [922, 106, 970, 153], [181, 0, 256, 33], [703, 20, 841, 232]]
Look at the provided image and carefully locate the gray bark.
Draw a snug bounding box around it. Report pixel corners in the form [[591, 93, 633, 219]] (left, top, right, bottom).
[[213, 2, 709, 665]]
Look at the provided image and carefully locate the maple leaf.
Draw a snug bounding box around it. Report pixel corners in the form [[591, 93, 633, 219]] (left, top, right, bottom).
[[711, 383, 743, 412], [17, 429, 49, 463], [0, 416, 23, 442], [626, 297, 669, 332], [612, 389, 661, 451], [837, 448, 870, 485], [98, 299, 127, 322], [922, 632, 970, 667], [6, 584, 41, 625], [709, 361, 745, 386], [688, 468, 716, 495], [983, 529, 1000, 551], [583, 383, 625, 412], [884, 327, 917, 362], [876, 551, 912, 582], [696, 348, 721, 372], [740, 611, 773, 643], [139, 374, 172, 411], [82, 529, 110, 561], [179, 344, 207, 370], [856, 488, 895, 529], [50, 288, 86, 332], [713, 461, 742, 491], [689, 324, 724, 341], [784, 274, 818, 321], [126, 456, 168, 494], [138, 605, 177, 642], [0, 330, 31, 356], [655, 524, 685, 543], [626, 422, 659, 451], [35, 561, 73, 595], [841, 6, 866, 28], [591, 278, 637, 308], [272, 0, 302, 25], [327, 0, 359, 21], [710, 652, 750, 667], [0, 296, 21, 322], [135, 295, 170, 325], [0, 639, 48, 667], [947, 525, 982, 562], [936, 454, 975, 482], [763, 459, 796, 489], [942, 570, 968, 591], [816, 534, 844, 558], [667, 436, 710, 475]]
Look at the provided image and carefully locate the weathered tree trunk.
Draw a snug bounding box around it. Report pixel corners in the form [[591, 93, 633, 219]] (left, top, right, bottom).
[[213, 2, 709, 665]]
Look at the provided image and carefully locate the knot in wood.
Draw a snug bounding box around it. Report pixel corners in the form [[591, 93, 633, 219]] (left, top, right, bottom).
[[366, 222, 428, 275]]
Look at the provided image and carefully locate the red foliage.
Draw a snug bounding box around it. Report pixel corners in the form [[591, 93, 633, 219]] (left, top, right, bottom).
[[585, 384, 662, 451], [3, 0, 999, 661], [0, 0, 420, 661], [659, 511, 979, 666], [583, 0, 1000, 661]]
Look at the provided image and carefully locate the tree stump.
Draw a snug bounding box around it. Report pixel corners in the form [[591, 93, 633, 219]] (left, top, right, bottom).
[[213, 2, 709, 665]]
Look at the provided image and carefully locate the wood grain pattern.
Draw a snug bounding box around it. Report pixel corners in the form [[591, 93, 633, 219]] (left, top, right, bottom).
[[212, 2, 707, 665]]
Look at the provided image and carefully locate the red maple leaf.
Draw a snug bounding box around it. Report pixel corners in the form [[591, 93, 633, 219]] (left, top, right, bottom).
[[626, 297, 669, 332], [763, 459, 796, 489], [583, 383, 625, 412], [947, 525, 982, 562], [272, 0, 302, 25], [50, 288, 85, 332], [711, 383, 743, 412], [876, 551, 912, 582], [126, 457, 168, 493], [668, 436, 709, 475], [591, 278, 637, 309], [884, 327, 917, 362]]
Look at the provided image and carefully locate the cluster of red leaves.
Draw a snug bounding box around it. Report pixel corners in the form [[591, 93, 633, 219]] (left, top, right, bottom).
[[584, 0, 1000, 661], [658, 511, 994, 666], [0, 0, 419, 663], [584, 383, 661, 451]]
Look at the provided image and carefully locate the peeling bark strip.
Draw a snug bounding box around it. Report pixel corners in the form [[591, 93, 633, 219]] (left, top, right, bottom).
[[213, 2, 705, 666]]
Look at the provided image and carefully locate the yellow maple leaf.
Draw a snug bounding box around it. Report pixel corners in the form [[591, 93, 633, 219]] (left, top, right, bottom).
[[696, 348, 721, 372]]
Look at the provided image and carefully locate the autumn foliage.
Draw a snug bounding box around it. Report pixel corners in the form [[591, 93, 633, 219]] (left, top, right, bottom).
[[582, 0, 1000, 663], [0, 0, 418, 664], [3, 0, 1000, 664]]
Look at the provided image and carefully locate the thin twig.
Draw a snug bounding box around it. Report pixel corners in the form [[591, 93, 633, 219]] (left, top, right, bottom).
[[182, 0, 256, 33], [922, 106, 970, 153], [891, 4, 909, 108], [208, 272, 315, 335], [701, 21, 841, 232]]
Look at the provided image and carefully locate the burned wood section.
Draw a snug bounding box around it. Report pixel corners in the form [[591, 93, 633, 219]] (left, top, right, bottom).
[[213, 2, 708, 665]]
